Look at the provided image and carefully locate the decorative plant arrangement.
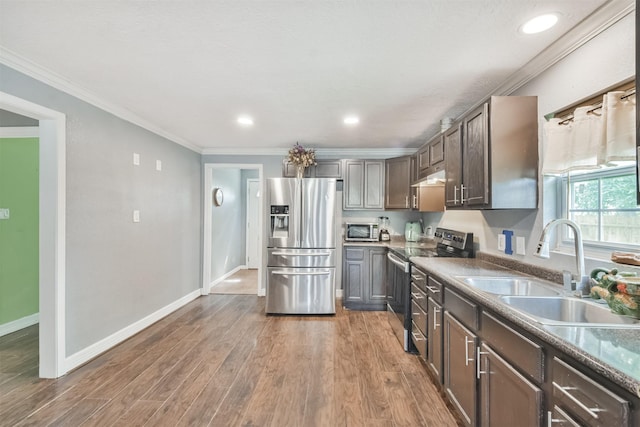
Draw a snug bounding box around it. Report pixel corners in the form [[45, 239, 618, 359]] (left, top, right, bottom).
[[287, 143, 316, 178], [288, 142, 316, 167]]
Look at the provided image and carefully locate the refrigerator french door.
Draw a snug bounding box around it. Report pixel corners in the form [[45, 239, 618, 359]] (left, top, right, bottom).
[[266, 178, 337, 314]]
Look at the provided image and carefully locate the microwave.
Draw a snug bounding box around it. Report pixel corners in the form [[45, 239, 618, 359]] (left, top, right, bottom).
[[345, 223, 379, 242]]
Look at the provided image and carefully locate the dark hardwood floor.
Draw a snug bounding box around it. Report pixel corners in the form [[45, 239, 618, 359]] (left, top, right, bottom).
[[0, 295, 458, 426]]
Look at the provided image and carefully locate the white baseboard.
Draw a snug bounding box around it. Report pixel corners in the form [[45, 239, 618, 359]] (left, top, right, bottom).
[[335, 289, 343, 299], [0, 313, 39, 337], [64, 289, 201, 373], [209, 265, 247, 288]]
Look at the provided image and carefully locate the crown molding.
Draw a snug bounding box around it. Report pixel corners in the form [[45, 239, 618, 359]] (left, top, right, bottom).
[[0, 47, 203, 153], [493, 0, 635, 97], [201, 147, 417, 158]]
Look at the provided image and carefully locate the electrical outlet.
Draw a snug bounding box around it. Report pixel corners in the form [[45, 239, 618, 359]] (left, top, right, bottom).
[[516, 236, 526, 255], [0, 208, 9, 220], [133, 210, 140, 223], [133, 153, 140, 166], [498, 234, 506, 251]]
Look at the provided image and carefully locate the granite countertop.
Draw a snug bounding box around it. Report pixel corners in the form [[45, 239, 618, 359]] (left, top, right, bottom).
[[410, 256, 640, 398]]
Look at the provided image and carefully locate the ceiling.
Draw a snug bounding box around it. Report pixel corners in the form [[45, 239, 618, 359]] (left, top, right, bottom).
[[0, 0, 614, 153]]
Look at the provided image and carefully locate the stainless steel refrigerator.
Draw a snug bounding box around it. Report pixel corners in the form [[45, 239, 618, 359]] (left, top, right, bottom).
[[266, 178, 337, 314]]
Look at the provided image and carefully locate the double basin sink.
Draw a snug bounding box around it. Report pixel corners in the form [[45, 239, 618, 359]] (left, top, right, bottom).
[[456, 276, 640, 327]]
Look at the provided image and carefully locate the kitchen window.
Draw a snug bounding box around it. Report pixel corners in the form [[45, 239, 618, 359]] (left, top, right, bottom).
[[560, 165, 640, 249]]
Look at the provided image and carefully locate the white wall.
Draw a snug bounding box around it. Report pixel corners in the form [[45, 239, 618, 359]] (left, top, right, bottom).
[[429, 12, 636, 273], [0, 64, 202, 357], [210, 168, 244, 281]]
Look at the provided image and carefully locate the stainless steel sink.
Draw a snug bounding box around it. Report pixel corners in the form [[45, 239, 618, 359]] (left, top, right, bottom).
[[458, 277, 562, 296], [500, 296, 640, 326]]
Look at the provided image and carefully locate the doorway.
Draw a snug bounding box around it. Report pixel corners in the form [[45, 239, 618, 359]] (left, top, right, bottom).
[[0, 91, 66, 378], [202, 163, 263, 296]]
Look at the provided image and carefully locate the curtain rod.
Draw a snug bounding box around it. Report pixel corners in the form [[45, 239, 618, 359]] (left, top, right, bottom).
[[557, 87, 635, 126]]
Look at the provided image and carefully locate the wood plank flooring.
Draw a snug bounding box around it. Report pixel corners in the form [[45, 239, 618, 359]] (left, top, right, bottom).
[[210, 269, 258, 295], [0, 296, 459, 426]]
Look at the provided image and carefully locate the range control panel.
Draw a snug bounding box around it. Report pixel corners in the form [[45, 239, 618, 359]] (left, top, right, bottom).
[[434, 227, 473, 252]]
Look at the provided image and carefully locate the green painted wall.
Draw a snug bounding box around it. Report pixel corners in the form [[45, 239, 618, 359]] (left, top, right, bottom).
[[0, 137, 39, 325]]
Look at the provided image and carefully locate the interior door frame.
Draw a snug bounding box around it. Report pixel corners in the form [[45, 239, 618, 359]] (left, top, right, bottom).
[[0, 90, 66, 378], [202, 163, 264, 296], [246, 178, 261, 269]]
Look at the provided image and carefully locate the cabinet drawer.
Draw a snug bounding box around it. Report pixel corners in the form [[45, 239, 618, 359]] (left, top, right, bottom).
[[410, 266, 426, 290], [552, 357, 630, 427], [411, 300, 427, 336], [411, 321, 427, 360], [444, 287, 478, 331], [345, 247, 365, 261], [411, 283, 428, 312], [481, 312, 544, 383], [426, 276, 443, 304]]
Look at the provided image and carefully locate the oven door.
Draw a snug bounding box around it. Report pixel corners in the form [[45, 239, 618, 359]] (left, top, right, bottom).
[[386, 252, 410, 351]]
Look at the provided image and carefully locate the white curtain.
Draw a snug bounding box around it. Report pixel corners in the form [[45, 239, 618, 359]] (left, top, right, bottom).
[[542, 90, 636, 175]]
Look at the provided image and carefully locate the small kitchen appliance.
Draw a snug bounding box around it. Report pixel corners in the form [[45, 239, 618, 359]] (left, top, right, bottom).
[[345, 222, 379, 242], [404, 221, 421, 242], [379, 216, 390, 242]]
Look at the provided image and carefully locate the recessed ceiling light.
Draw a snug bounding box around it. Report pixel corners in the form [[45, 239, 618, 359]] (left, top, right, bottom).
[[237, 116, 254, 126], [343, 116, 360, 125], [521, 13, 558, 34]]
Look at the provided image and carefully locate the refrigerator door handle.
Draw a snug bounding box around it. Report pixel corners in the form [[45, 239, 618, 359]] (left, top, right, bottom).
[[271, 251, 332, 257], [271, 270, 332, 276]]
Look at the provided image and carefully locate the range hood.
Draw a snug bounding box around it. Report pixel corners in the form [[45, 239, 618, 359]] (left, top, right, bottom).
[[412, 169, 445, 187]]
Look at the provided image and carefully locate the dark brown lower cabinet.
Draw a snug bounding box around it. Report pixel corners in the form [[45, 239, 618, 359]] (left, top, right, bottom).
[[478, 342, 543, 427], [444, 311, 477, 427]]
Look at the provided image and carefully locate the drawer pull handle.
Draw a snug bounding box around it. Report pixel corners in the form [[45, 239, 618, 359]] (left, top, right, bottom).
[[476, 347, 489, 379], [411, 332, 425, 341], [411, 274, 425, 282], [425, 285, 440, 293], [433, 309, 440, 330], [411, 292, 424, 300], [464, 336, 474, 366], [552, 382, 603, 420]]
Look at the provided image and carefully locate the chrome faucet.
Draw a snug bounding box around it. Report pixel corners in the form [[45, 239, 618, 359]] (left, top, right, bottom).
[[534, 219, 590, 296]]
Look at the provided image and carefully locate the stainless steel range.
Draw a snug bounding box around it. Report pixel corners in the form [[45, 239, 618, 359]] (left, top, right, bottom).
[[386, 227, 474, 352]]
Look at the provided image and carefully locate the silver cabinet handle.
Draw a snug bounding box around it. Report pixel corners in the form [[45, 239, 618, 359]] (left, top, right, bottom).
[[405, 196, 409, 208], [425, 285, 440, 294], [552, 382, 603, 420], [476, 346, 489, 379], [271, 270, 331, 276], [411, 274, 424, 282], [411, 292, 424, 300], [411, 331, 425, 341], [464, 336, 474, 366], [271, 251, 332, 256], [412, 194, 417, 208], [460, 184, 467, 203], [453, 186, 459, 204], [433, 307, 440, 330]]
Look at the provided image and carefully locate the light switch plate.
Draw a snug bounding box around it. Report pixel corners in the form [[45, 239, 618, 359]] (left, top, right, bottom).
[[516, 236, 526, 255], [156, 160, 162, 171], [133, 210, 140, 223], [133, 153, 140, 166], [0, 208, 9, 220], [498, 234, 506, 251]]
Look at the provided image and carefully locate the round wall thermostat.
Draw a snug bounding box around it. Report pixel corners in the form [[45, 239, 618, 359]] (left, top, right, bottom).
[[213, 188, 224, 206]]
